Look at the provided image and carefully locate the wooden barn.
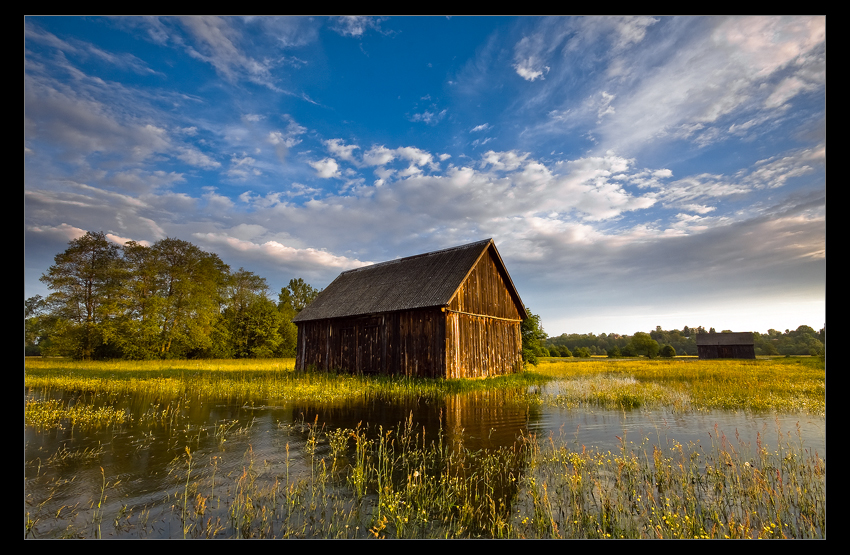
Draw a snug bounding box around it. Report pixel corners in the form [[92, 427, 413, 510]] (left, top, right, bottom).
[[696, 332, 756, 359], [292, 239, 527, 378]]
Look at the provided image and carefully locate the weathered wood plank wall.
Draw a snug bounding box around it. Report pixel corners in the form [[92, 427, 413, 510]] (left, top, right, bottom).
[[296, 309, 448, 377], [444, 247, 523, 378], [449, 248, 522, 320]]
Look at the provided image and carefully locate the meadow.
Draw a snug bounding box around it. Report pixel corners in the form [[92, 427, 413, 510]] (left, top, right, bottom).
[[24, 357, 825, 538]]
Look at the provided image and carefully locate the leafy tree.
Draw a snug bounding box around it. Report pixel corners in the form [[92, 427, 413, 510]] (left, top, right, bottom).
[[25, 295, 55, 356], [573, 347, 591, 358], [116, 241, 167, 359], [150, 238, 230, 358], [660, 344, 676, 358], [552, 345, 572, 357], [608, 345, 621, 358], [521, 308, 547, 366], [276, 278, 322, 357], [278, 278, 321, 315], [223, 269, 284, 358], [39, 231, 124, 360], [629, 332, 660, 359]]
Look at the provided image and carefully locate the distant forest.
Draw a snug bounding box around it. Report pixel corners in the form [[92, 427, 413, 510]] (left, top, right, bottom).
[[26, 231, 825, 361], [540, 326, 825, 359]]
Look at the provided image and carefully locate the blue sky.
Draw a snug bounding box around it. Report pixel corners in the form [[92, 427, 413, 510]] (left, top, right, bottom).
[[24, 16, 825, 336]]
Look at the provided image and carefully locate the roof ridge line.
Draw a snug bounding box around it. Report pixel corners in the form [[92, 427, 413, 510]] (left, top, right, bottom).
[[339, 238, 492, 275]]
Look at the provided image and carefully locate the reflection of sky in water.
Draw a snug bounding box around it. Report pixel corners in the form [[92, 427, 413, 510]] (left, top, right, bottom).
[[529, 407, 826, 459]]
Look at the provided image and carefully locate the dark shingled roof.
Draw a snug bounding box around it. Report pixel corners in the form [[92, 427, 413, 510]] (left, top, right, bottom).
[[293, 239, 525, 322], [695, 332, 754, 346]]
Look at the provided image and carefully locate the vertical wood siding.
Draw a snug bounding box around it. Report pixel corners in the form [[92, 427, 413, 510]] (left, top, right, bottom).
[[296, 309, 448, 378], [449, 247, 522, 320]]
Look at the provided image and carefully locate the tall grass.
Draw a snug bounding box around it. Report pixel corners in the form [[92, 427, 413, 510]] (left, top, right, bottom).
[[25, 418, 825, 538]]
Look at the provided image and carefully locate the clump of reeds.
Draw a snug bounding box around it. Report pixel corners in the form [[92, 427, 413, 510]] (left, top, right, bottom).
[[25, 398, 131, 430]]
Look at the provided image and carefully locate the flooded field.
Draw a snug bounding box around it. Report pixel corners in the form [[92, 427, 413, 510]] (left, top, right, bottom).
[[24, 358, 826, 539]]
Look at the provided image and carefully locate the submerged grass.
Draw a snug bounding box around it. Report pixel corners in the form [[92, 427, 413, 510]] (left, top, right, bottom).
[[25, 418, 825, 539], [25, 398, 132, 430]]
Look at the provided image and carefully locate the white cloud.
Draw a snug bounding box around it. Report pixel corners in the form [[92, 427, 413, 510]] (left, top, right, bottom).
[[742, 146, 823, 189], [471, 123, 491, 133], [592, 16, 826, 153], [481, 150, 529, 171], [513, 57, 549, 81], [202, 189, 234, 211], [309, 157, 340, 178], [324, 139, 360, 162], [330, 16, 385, 38], [409, 109, 447, 125], [226, 155, 259, 179], [609, 16, 659, 50], [177, 16, 281, 90], [177, 146, 221, 169], [597, 91, 616, 121], [363, 145, 396, 166], [396, 146, 434, 168], [26, 222, 88, 242]]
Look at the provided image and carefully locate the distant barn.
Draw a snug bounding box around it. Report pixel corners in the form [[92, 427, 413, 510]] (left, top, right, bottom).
[[292, 239, 527, 378], [696, 332, 756, 359]]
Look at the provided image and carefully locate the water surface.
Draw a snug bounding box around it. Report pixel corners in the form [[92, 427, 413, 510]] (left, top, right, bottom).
[[24, 383, 825, 538]]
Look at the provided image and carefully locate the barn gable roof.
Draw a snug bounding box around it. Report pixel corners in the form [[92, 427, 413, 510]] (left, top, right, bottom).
[[293, 239, 527, 322], [695, 332, 754, 346]]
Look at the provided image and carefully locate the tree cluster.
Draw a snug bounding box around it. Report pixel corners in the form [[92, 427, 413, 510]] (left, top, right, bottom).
[[543, 324, 824, 358], [26, 232, 321, 360]]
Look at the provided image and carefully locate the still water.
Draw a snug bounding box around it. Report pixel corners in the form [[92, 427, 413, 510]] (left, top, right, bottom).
[[24, 384, 825, 538]]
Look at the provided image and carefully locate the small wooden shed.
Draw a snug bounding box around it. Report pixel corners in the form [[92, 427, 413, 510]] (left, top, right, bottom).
[[696, 332, 756, 359], [292, 239, 527, 378]]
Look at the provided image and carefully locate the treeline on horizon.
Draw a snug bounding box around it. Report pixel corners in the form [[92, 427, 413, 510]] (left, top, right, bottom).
[[26, 231, 825, 362], [538, 325, 825, 359]]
